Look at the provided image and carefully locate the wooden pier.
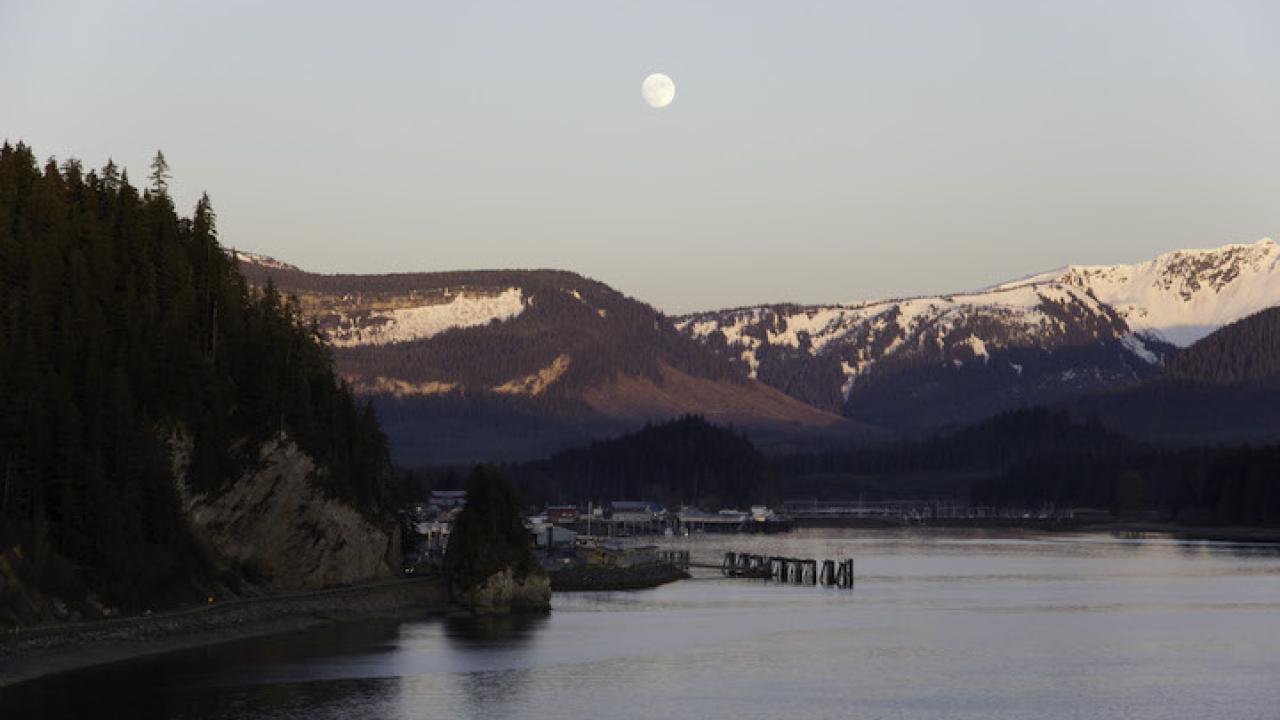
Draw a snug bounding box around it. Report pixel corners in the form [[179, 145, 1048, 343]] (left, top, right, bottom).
[[719, 552, 853, 589]]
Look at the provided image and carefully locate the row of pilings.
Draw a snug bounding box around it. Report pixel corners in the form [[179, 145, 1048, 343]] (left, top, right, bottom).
[[721, 552, 853, 589]]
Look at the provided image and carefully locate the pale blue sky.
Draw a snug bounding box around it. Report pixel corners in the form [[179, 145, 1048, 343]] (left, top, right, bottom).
[[4, 1, 1280, 312]]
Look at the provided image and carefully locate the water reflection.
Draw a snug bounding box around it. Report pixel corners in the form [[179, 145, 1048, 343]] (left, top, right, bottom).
[[443, 610, 550, 647], [387, 612, 549, 720], [4, 530, 1280, 720]]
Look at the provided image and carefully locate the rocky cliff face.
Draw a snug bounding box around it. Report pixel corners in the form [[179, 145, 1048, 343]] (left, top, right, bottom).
[[450, 567, 551, 614], [172, 433, 400, 593]]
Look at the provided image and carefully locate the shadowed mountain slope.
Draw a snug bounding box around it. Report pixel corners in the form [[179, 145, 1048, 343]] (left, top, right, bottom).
[[1072, 306, 1280, 445]]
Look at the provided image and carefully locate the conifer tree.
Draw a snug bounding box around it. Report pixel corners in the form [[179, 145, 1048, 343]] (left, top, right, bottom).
[[101, 158, 121, 192], [149, 150, 171, 195]]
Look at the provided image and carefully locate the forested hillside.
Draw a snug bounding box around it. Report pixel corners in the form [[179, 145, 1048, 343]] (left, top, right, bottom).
[[972, 443, 1280, 524], [775, 406, 1279, 524], [0, 143, 398, 617], [509, 415, 768, 509], [1163, 306, 1280, 385], [1071, 306, 1280, 445], [963, 312, 1280, 523], [773, 408, 1134, 500]]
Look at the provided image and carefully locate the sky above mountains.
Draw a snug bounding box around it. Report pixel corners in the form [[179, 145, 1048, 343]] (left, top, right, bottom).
[[5, 1, 1280, 313]]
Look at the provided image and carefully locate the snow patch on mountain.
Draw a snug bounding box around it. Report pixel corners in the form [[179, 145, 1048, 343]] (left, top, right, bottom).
[[328, 288, 526, 347], [232, 251, 299, 272], [679, 281, 1122, 396], [347, 376, 459, 397], [492, 354, 571, 396], [961, 335, 989, 362], [1119, 333, 1161, 365]]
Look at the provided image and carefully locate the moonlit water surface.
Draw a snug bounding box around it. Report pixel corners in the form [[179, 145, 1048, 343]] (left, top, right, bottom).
[[4, 529, 1279, 719]]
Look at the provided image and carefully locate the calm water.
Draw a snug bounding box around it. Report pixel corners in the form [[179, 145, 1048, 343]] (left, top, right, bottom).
[[4, 529, 1280, 719]]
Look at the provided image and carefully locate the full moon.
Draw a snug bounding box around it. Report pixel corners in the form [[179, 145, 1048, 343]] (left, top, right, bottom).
[[642, 73, 675, 108]]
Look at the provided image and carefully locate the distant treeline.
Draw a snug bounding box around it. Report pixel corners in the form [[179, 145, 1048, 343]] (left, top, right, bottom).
[[0, 143, 398, 612], [785, 407, 1280, 524], [409, 408, 1279, 526], [774, 407, 1133, 479], [507, 415, 768, 509], [406, 415, 771, 509], [973, 443, 1280, 524]]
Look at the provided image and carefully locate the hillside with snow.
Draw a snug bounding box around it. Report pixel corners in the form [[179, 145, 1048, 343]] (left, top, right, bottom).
[[232, 237, 1280, 450], [677, 238, 1280, 429], [325, 287, 526, 347], [234, 255, 851, 464]]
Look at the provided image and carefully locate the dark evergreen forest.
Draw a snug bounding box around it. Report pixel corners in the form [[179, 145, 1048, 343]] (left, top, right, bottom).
[[474, 408, 1280, 526], [1164, 306, 1280, 385], [971, 443, 1280, 524], [0, 143, 399, 611], [505, 415, 769, 509], [783, 407, 1280, 525]]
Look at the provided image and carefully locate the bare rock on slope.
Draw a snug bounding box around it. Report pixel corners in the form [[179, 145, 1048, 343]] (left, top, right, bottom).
[[173, 433, 400, 592]]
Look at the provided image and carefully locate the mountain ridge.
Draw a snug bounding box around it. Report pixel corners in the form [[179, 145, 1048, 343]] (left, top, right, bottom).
[[234, 255, 853, 465], [237, 235, 1280, 455], [676, 237, 1280, 429]]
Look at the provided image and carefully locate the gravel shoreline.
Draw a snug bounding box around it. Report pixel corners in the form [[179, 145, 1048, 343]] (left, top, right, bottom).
[[0, 577, 448, 689]]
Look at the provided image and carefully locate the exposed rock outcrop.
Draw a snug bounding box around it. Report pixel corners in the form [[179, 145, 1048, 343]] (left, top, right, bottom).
[[172, 433, 399, 593], [450, 567, 550, 614]]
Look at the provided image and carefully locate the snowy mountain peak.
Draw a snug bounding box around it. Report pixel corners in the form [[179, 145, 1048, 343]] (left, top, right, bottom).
[[676, 236, 1280, 420], [999, 238, 1280, 346]]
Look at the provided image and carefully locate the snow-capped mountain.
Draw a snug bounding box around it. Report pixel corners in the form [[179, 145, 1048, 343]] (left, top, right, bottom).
[[677, 238, 1280, 429], [993, 238, 1280, 347], [234, 237, 1280, 452]]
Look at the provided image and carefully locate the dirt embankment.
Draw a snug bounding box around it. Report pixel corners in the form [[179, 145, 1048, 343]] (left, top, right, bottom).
[[0, 578, 446, 689]]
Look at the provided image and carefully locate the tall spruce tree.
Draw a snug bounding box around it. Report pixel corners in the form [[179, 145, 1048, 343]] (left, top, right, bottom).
[[148, 150, 171, 196]]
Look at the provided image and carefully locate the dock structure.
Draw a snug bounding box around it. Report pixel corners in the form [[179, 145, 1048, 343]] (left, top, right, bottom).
[[720, 552, 853, 589], [656, 548, 691, 569]]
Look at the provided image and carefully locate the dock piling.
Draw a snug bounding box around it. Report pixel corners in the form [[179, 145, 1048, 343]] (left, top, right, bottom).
[[720, 551, 853, 589]]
